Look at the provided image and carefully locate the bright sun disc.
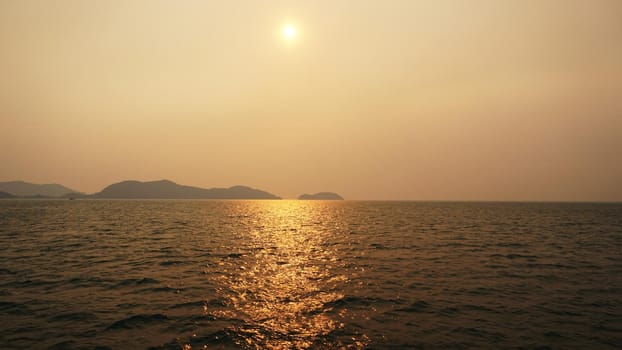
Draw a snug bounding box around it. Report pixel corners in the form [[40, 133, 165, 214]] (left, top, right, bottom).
[[282, 24, 297, 40]]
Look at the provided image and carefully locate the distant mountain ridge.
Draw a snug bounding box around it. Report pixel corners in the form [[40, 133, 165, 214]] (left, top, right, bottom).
[[92, 180, 281, 199], [0, 181, 79, 197], [0, 179, 325, 200], [298, 192, 344, 200]]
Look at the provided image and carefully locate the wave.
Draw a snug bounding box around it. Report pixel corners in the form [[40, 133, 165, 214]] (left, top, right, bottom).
[[106, 314, 169, 330], [49, 312, 97, 322], [0, 301, 31, 315], [110, 277, 160, 289], [395, 300, 430, 313]]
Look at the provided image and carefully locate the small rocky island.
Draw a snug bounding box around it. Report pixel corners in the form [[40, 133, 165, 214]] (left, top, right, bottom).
[[298, 192, 344, 200]]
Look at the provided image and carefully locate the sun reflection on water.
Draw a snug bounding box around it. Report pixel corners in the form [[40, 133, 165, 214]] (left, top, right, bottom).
[[204, 201, 355, 349]]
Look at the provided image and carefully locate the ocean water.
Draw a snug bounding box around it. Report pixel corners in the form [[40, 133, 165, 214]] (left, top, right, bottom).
[[0, 200, 621, 350]]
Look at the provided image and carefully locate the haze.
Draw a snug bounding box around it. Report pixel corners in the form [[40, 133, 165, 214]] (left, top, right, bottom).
[[1, 0, 621, 200]]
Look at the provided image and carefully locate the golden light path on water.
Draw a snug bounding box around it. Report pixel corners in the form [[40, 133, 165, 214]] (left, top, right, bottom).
[[200, 201, 367, 349]]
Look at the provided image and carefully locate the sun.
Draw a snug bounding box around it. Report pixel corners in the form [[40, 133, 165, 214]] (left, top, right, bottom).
[[281, 24, 297, 41]]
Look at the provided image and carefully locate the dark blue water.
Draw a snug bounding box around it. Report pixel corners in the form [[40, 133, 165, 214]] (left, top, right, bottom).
[[0, 200, 621, 349]]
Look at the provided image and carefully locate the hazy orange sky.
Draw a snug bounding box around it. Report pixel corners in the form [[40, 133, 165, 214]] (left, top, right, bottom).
[[1, 0, 621, 200]]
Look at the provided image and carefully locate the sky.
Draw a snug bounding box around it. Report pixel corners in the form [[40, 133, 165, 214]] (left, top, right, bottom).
[[1, 0, 621, 200]]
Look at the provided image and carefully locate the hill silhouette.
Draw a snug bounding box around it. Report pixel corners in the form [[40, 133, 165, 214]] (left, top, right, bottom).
[[92, 180, 280, 199], [298, 192, 344, 200], [0, 181, 79, 197]]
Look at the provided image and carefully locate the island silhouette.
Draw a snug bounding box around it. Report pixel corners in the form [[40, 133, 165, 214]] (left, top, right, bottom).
[[298, 192, 344, 200], [0, 181, 79, 197], [0, 180, 349, 200], [0, 180, 281, 199], [92, 180, 280, 199], [0, 190, 15, 198]]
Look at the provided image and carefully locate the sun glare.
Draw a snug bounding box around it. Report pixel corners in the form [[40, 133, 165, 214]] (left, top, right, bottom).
[[282, 24, 297, 41]]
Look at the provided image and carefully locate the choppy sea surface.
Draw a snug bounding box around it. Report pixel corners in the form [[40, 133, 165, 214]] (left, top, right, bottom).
[[0, 200, 621, 349]]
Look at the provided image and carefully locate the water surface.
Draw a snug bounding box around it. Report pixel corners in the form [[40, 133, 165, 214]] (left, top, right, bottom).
[[0, 200, 621, 349]]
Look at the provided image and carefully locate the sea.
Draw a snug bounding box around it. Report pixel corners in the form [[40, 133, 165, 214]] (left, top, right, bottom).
[[0, 200, 620, 349]]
